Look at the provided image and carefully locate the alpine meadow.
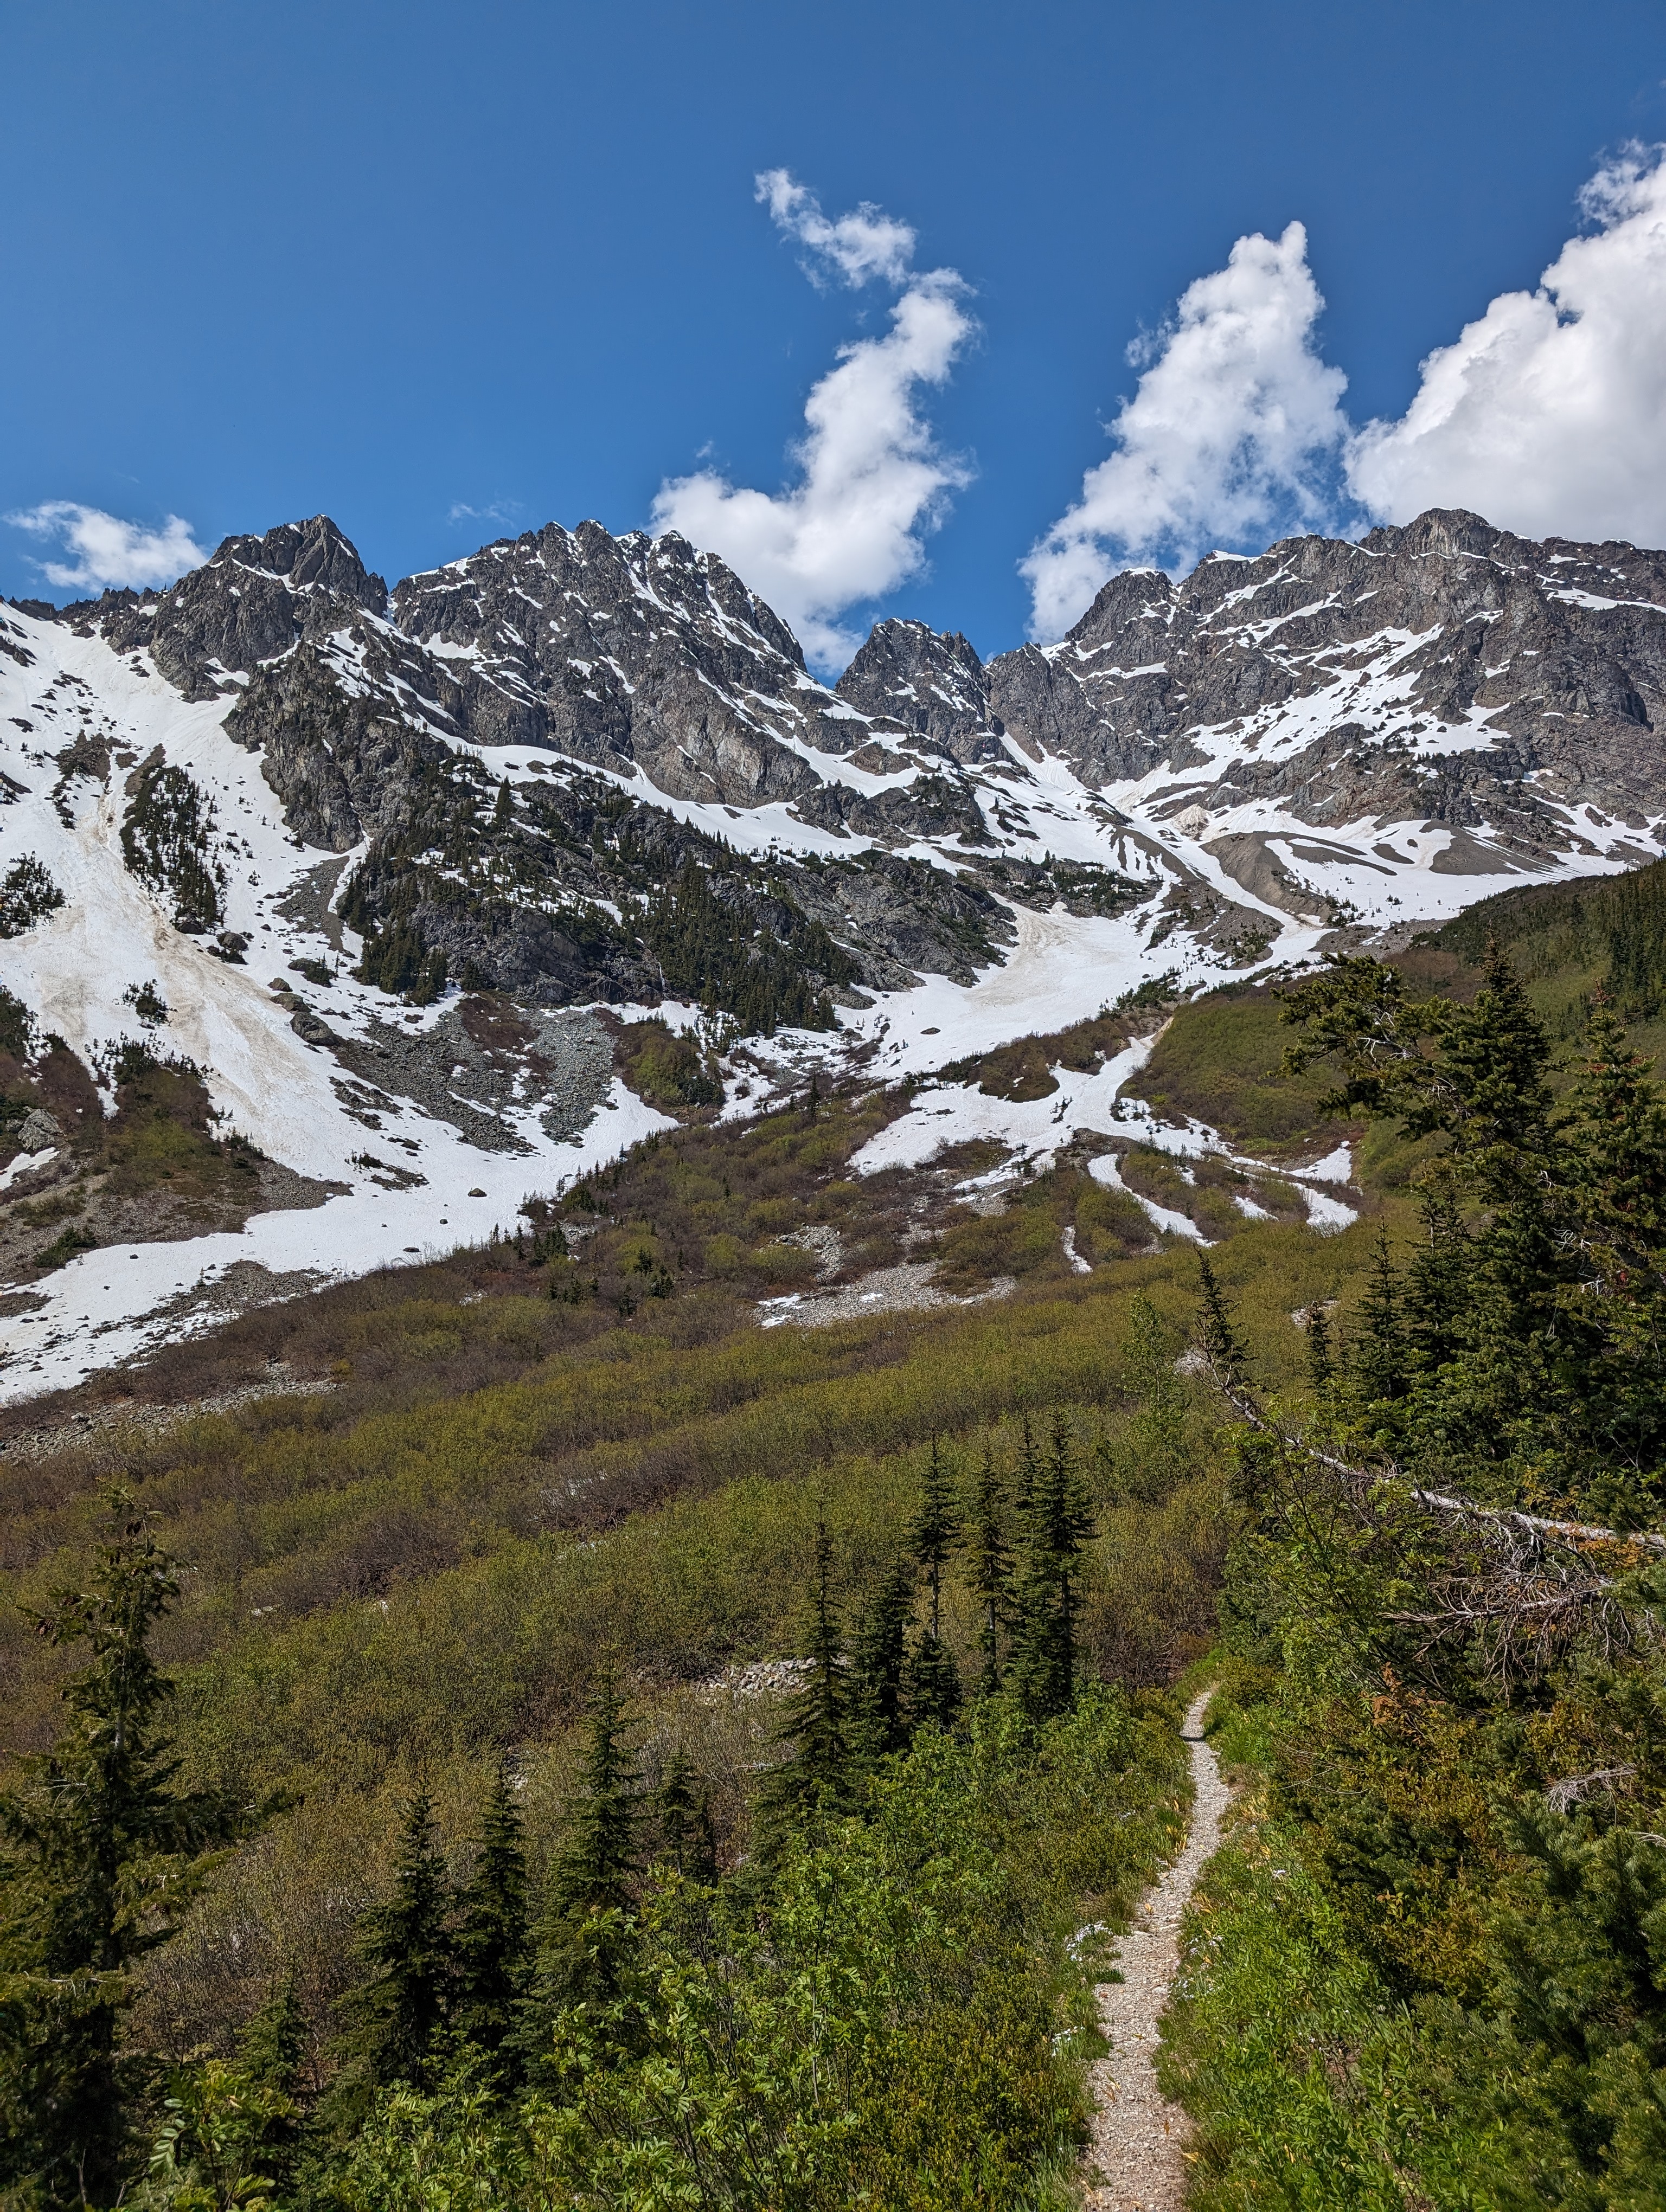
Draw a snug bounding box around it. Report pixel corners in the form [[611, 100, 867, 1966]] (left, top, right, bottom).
[[9, 10, 1666, 2202]]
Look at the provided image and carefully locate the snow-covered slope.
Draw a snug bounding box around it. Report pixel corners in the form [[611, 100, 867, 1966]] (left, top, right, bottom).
[[3, 503, 1663, 1397]]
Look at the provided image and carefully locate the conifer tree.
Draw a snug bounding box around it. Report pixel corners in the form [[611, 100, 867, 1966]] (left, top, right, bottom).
[[754, 1519, 851, 1851], [453, 1765, 530, 2084], [1352, 1231, 1407, 1406], [906, 1441, 962, 1732], [966, 1444, 1012, 1696], [548, 1681, 639, 1931], [1195, 1252, 1251, 1391], [653, 1751, 717, 1883], [848, 1559, 914, 1763], [235, 1971, 307, 2188], [517, 1682, 642, 2084], [349, 1795, 456, 2093], [1401, 1170, 1470, 1384], [1010, 1417, 1095, 1722], [0, 1487, 254, 2210]]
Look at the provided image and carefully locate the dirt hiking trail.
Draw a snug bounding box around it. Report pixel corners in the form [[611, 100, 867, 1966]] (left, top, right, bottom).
[[1084, 1690, 1231, 2211]]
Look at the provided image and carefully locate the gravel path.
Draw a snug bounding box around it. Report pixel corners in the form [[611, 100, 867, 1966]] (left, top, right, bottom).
[[1084, 1690, 1231, 2211]]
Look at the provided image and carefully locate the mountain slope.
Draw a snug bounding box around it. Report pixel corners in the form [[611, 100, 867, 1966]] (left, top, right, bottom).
[[3, 503, 1664, 1395]]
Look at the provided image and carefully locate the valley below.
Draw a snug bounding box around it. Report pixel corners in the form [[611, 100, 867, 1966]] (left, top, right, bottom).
[[5, 506, 1666, 2211]]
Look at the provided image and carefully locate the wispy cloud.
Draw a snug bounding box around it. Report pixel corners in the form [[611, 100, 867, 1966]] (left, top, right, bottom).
[[652, 172, 975, 674], [1021, 224, 1349, 639], [448, 498, 524, 529], [5, 501, 206, 593]]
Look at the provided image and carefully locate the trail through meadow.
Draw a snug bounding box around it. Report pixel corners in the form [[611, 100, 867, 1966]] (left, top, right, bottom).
[[1084, 1691, 1231, 2211]]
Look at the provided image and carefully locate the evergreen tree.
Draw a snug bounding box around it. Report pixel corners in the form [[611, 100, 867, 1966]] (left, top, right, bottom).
[[1545, 1003, 1666, 1497], [547, 1680, 639, 1940], [1013, 1415, 1042, 1520], [906, 1440, 962, 1733], [966, 1445, 1012, 1697], [517, 1683, 642, 2085], [848, 1559, 914, 1764], [653, 1751, 716, 1883], [1195, 1252, 1251, 1391], [347, 1795, 456, 2093], [1400, 1169, 1471, 1385], [754, 1519, 851, 1851], [0, 1487, 254, 2210], [453, 1765, 530, 2084], [1351, 1230, 1407, 1407], [234, 1971, 307, 2189], [1010, 1417, 1095, 1722]]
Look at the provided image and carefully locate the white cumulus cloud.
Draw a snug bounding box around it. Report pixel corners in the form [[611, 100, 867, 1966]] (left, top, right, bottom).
[[652, 173, 973, 673], [5, 501, 206, 593], [1022, 222, 1349, 639], [1346, 146, 1666, 545]]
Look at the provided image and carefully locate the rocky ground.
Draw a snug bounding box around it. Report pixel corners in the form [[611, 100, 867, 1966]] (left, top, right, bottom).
[[1084, 1694, 1232, 2212]]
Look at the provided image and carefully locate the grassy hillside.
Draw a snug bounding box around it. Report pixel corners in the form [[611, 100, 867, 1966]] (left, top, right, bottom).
[[8, 893, 1666, 2206]]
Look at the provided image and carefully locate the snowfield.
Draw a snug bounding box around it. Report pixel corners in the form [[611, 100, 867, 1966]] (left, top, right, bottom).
[[0, 585, 1633, 1399]]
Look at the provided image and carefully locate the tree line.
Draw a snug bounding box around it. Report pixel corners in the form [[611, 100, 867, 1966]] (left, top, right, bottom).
[[0, 1419, 1105, 2209]]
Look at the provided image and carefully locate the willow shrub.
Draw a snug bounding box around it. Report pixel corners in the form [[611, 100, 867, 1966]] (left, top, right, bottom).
[[325, 1688, 1186, 2212]]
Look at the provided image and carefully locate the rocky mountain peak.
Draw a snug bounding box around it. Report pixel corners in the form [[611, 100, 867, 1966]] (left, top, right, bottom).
[[85, 515, 387, 701], [834, 618, 998, 761]]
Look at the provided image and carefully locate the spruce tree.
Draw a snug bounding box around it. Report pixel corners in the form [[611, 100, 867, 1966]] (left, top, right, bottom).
[[754, 1519, 851, 1851], [966, 1444, 1012, 1697], [1010, 1417, 1095, 1722], [1352, 1230, 1407, 1407], [453, 1765, 530, 2085], [1013, 1414, 1042, 1520], [552, 1684, 638, 1921], [1401, 1169, 1471, 1385], [906, 1441, 962, 1733], [235, 1971, 307, 2189], [0, 1487, 255, 2210], [848, 1559, 914, 1764], [1305, 1303, 1335, 1396], [653, 1751, 717, 1883], [1195, 1252, 1251, 1391], [517, 1683, 642, 2085], [348, 1795, 456, 2092]]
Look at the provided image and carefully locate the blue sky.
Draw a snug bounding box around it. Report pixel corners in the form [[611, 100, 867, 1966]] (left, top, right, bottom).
[[5, 0, 1666, 665]]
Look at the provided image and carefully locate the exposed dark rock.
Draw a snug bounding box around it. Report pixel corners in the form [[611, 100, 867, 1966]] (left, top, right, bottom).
[[93, 517, 388, 700], [985, 509, 1666, 861], [392, 522, 843, 804], [834, 618, 1008, 763]]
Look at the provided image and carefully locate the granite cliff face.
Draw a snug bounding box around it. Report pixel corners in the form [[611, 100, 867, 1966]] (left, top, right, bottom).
[[24, 504, 1666, 1020], [985, 510, 1666, 874]]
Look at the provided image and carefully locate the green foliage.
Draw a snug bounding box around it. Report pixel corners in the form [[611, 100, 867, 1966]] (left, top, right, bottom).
[[640, 859, 853, 1036], [330, 1689, 1186, 2212], [137, 2057, 299, 2212], [0, 984, 34, 1060], [343, 1795, 457, 2097], [0, 853, 66, 938], [0, 1490, 258, 2209], [754, 1520, 854, 1851], [123, 979, 171, 1027], [1125, 991, 1337, 1148], [1169, 959, 1666, 2209], [618, 1019, 721, 1109], [1282, 949, 1666, 1517], [121, 760, 227, 932], [1435, 851, 1666, 1024], [1009, 1418, 1096, 1724], [452, 1771, 530, 2082]]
